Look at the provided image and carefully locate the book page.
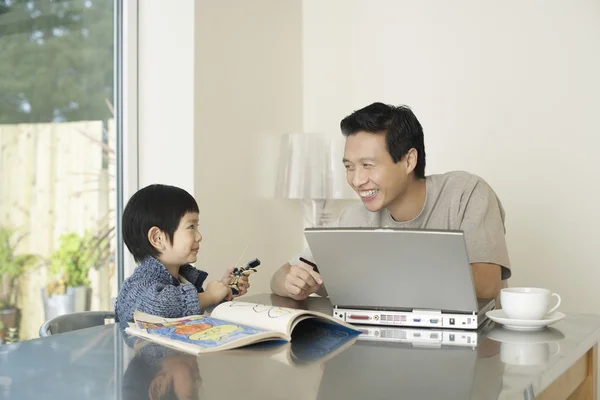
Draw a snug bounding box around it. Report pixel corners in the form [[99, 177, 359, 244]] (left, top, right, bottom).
[[128, 312, 286, 353], [132, 310, 191, 324], [211, 302, 313, 337]]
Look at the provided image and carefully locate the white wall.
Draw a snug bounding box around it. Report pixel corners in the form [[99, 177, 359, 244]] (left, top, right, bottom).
[[303, 0, 600, 313], [135, 1, 307, 293], [133, 0, 200, 279], [138, 0, 197, 194], [194, 1, 305, 294]]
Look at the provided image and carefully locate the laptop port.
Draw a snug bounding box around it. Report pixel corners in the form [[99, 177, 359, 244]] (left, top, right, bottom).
[[449, 318, 455, 325], [450, 334, 455, 342], [413, 318, 421, 323], [430, 318, 439, 324]]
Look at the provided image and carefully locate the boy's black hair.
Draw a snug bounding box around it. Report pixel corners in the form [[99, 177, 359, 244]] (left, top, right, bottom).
[[340, 102, 426, 179], [122, 184, 199, 263]]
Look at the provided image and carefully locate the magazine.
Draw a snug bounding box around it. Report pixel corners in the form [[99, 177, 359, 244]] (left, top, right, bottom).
[[125, 301, 361, 354]]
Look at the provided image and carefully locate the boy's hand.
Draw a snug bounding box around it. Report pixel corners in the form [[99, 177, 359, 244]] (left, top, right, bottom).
[[221, 267, 251, 297], [232, 275, 250, 297], [284, 262, 323, 300], [204, 280, 232, 304], [221, 268, 235, 285]]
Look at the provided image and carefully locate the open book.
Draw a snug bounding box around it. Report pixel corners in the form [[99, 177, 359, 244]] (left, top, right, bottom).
[[125, 301, 361, 354]]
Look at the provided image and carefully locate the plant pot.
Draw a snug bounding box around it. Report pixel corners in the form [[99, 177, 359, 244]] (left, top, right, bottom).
[[41, 286, 91, 322], [0, 307, 21, 344]]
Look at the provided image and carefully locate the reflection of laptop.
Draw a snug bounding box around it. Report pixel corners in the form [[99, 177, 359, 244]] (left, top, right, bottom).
[[304, 227, 495, 330], [356, 318, 495, 348], [317, 340, 479, 400]]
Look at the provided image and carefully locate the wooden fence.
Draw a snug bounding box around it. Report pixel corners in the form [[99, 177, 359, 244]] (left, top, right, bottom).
[[0, 120, 115, 340]]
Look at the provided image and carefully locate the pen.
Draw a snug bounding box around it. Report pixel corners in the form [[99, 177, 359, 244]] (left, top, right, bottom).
[[299, 257, 319, 273]]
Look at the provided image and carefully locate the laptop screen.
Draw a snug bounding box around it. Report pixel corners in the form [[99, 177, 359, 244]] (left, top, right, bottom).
[[304, 228, 479, 313]]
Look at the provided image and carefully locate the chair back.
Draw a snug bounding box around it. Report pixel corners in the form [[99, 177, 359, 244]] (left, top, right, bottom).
[[39, 311, 115, 337]]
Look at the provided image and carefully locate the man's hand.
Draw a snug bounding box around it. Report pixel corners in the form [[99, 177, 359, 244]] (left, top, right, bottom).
[[283, 261, 323, 301]]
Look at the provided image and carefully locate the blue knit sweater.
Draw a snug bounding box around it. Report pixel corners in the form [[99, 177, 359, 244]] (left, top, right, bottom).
[[114, 256, 208, 329]]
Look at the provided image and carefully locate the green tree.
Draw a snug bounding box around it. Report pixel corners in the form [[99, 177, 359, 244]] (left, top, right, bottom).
[[0, 0, 113, 124]]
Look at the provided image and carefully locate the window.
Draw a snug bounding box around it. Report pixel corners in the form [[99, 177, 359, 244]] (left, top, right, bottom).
[[0, 0, 120, 343]]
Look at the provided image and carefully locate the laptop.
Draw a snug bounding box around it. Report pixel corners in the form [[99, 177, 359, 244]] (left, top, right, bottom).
[[303, 227, 495, 330]]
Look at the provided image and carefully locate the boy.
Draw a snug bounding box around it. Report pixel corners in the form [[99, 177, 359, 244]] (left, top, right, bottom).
[[122, 335, 203, 400], [115, 184, 249, 329]]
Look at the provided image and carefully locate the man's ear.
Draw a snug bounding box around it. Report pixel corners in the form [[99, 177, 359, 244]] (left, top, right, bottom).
[[404, 148, 418, 175], [148, 226, 165, 251]]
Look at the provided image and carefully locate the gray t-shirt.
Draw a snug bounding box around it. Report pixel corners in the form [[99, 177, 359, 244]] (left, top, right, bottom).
[[290, 171, 511, 280]]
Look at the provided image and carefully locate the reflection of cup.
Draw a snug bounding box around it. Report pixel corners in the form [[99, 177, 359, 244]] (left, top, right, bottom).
[[500, 341, 560, 366], [487, 327, 565, 367], [501, 287, 561, 320]]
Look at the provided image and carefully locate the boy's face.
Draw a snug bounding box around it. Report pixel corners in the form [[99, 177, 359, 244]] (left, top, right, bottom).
[[150, 354, 202, 400], [160, 212, 203, 268], [343, 131, 413, 213]]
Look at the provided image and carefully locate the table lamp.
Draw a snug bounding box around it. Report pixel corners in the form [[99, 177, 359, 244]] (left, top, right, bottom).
[[275, 132, 355, 227]]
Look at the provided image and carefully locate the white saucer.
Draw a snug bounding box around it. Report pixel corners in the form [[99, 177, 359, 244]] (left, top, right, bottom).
[[486, 310, 566, 331]]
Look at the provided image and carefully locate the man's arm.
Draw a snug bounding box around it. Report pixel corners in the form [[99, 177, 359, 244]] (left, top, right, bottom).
[[458, 177, 511, 298], [471, 262, 501, 299], [270, 263, 292, 298]]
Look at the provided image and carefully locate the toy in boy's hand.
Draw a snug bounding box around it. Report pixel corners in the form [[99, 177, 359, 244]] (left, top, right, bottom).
[[229, 258, 260, 295]]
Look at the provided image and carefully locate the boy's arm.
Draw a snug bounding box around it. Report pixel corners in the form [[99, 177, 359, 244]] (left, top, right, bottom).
[[135, 282, 202, 318], [179, 264, 209, 292]]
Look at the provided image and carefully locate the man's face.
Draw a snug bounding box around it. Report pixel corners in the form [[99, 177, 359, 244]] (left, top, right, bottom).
[[343, 131, 411, 213]]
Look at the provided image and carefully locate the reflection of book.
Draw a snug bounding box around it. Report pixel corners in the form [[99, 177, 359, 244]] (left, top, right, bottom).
[[125, 301, 360, 354], [196, 322, 358, 400], [216, 320, 359, 366]]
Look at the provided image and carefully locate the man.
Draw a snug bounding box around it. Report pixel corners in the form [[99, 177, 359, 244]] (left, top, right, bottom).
[[270, 102, 511, 301]]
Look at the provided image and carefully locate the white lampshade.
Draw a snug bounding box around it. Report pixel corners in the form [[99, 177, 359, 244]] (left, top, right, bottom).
[[275, 132, 355, 200]]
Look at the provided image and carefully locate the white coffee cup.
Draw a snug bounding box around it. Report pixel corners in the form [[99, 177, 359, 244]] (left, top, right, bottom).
[[501, 287, 561, 320]]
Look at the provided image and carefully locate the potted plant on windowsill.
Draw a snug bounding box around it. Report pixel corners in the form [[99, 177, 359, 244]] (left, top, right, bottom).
[[42, 231, 110, 321], [0, 226, 39, 344]]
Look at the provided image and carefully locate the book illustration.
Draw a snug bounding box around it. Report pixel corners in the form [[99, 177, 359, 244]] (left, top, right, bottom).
[[226, 302, 294, 319], [135, 315, 267, 348]]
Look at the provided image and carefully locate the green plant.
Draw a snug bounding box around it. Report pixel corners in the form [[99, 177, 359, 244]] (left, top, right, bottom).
[[47, 231, 111, 295], [0, 227, 39, 309]]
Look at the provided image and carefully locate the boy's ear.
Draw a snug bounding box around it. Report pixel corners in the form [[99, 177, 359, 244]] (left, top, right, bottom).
[[148, 371, 169, 399], [148, 226, 165, 251]]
